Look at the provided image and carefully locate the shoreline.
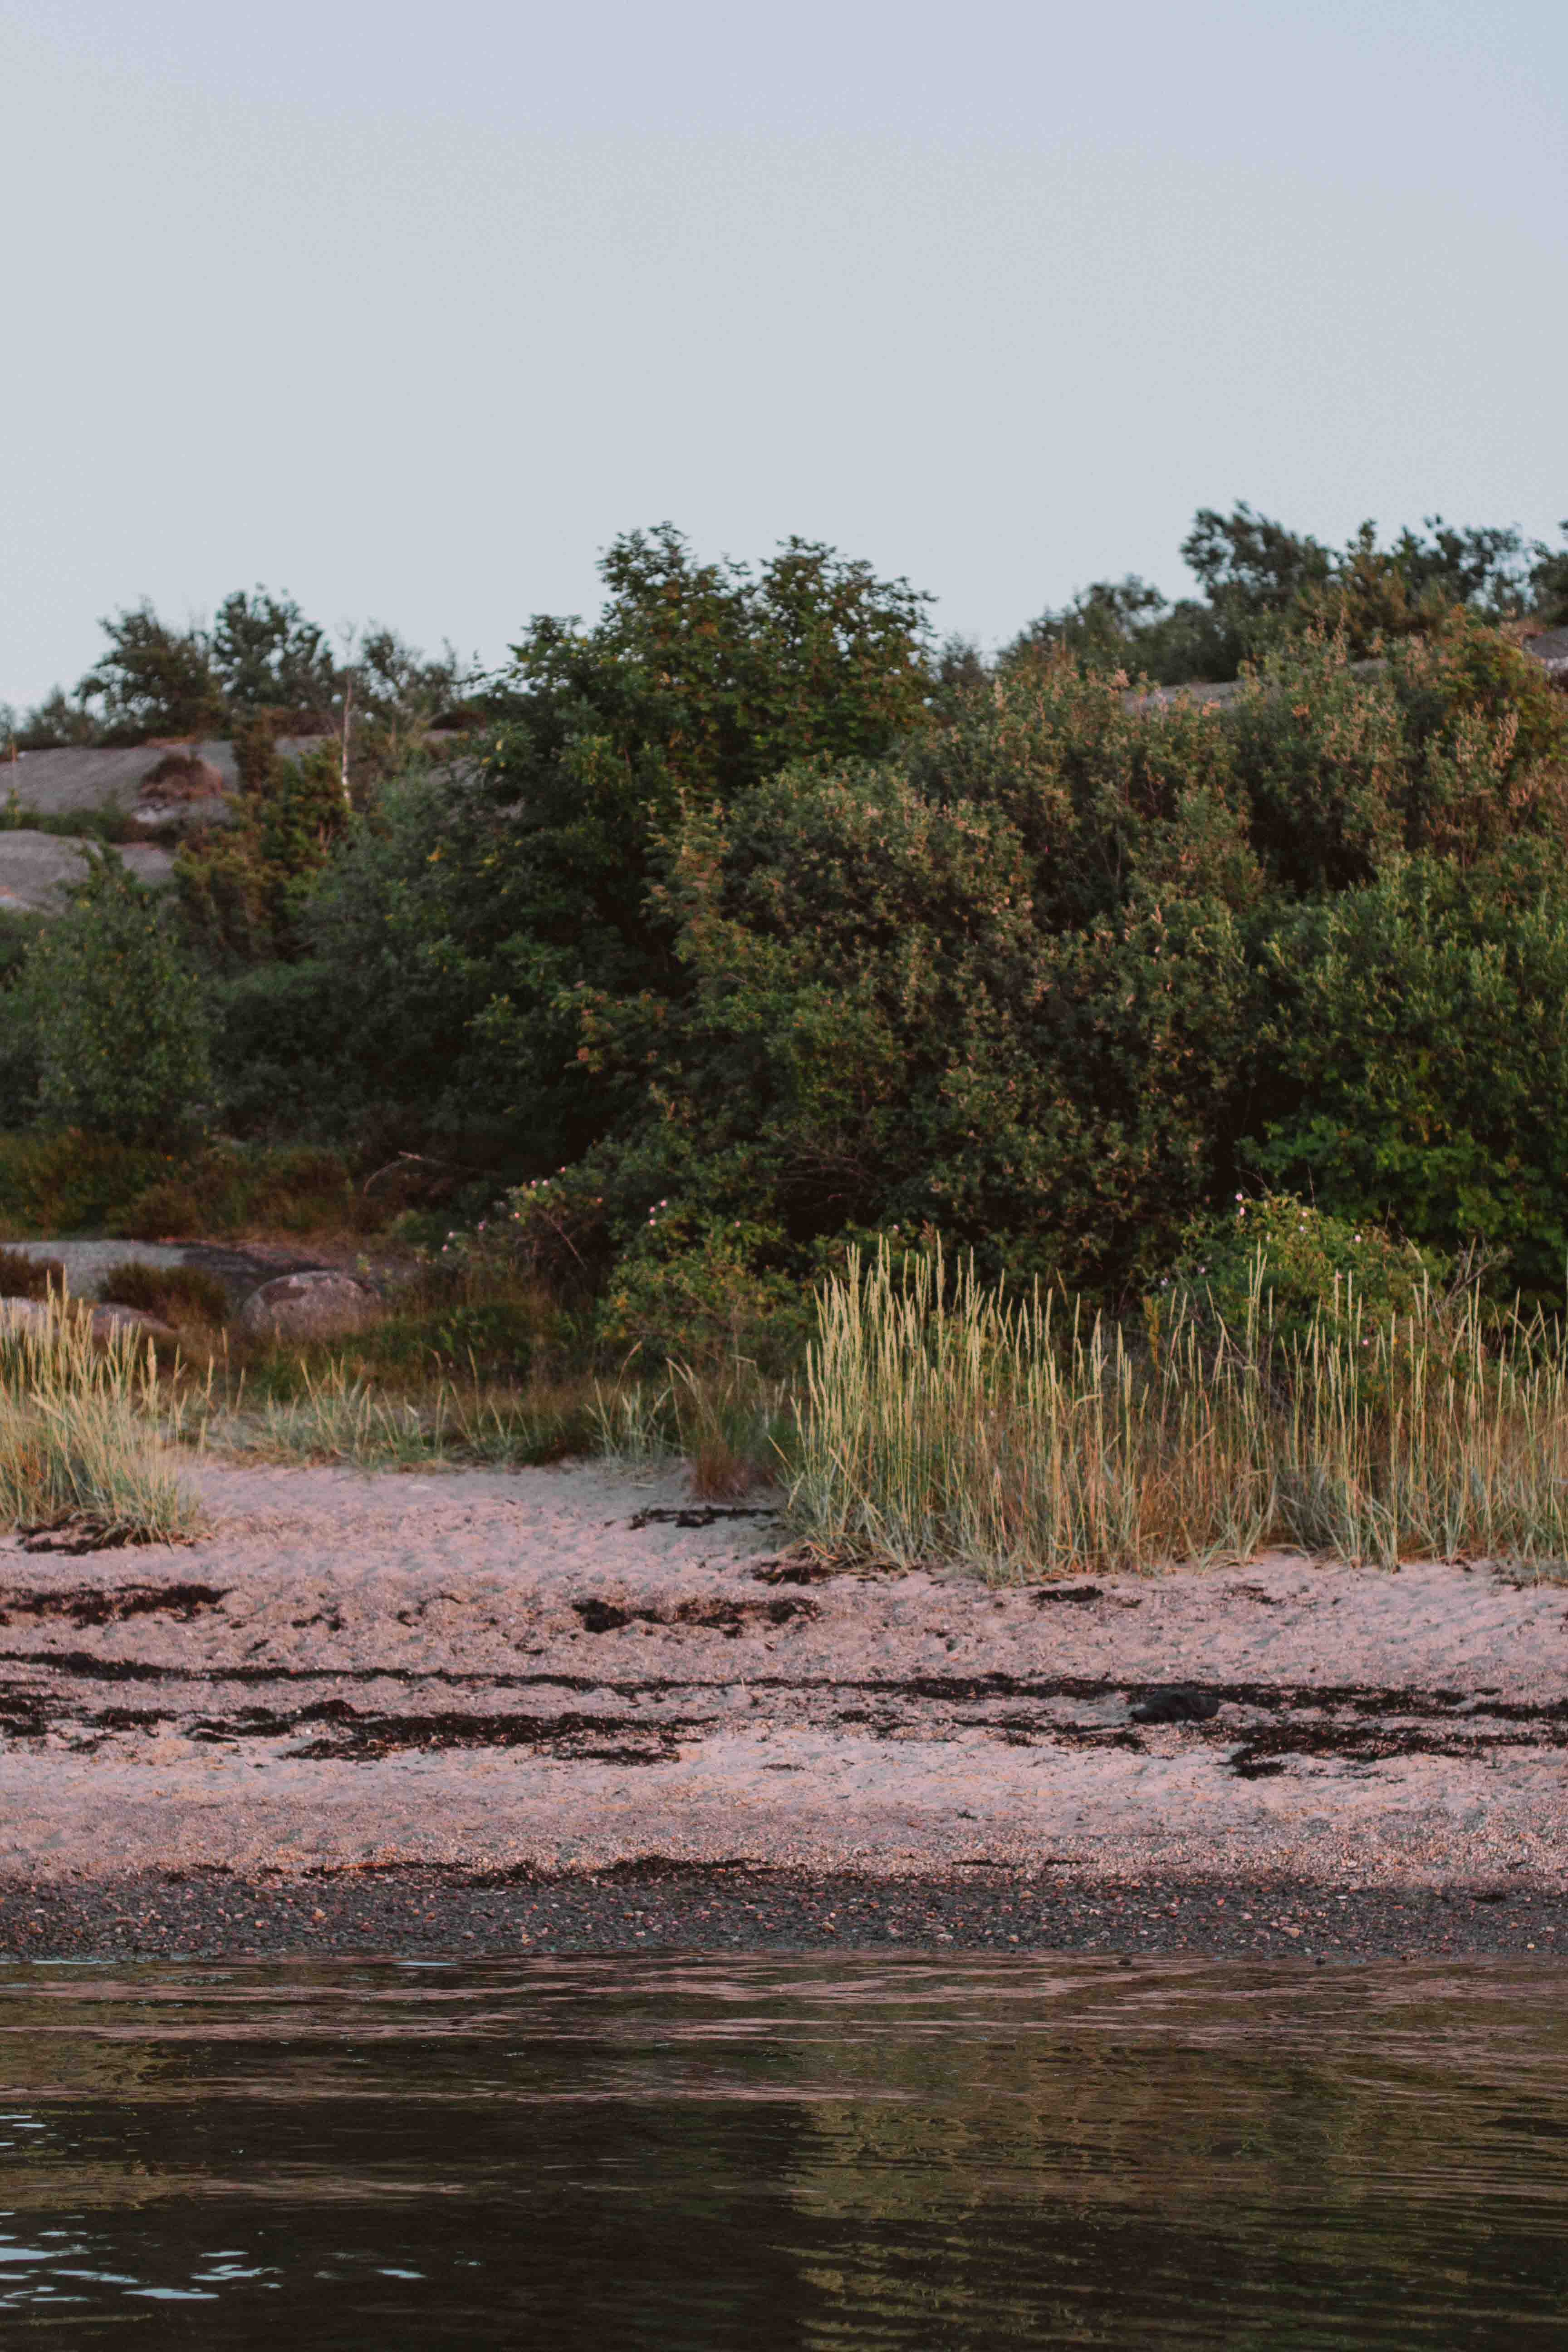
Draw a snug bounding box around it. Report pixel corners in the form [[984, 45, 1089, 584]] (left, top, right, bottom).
[[2, 1460, 1567, 1926], [1, 1865, 1563, 1964]]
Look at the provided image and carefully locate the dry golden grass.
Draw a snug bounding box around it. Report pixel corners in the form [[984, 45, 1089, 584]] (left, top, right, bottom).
[[0, 1293, 203, 1545], [789, 1244, 1568, 1578]]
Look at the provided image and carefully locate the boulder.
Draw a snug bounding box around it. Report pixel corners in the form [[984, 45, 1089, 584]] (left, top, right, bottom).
[[234, 1270, 383, 1343], [88, 1304, 178, 1346]]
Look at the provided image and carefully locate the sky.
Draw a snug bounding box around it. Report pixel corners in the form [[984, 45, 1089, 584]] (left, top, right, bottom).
[[1, 0, 1563, 706]]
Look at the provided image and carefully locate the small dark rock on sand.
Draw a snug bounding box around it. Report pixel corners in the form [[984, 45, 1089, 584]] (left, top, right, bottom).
[[1130, 1683, 1221, 1724]]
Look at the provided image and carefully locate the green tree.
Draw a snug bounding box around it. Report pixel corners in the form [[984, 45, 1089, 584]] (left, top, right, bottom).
[[20, 857, 211, 1139], [549, 666, 1262, 1293], [14, 686, 101, 750], [0, 911, 45, 1124], [1010, 505, 1559, 688], [81, 603, 223, 739], [210, 588, 337, 717], [1248, 851, 1568, 1298], [176, 742, 354, 967], [288, 526, 936, 1163]]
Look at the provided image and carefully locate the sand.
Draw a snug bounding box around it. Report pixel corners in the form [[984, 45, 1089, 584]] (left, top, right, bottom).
[[0, 1458, 1563, 1917]]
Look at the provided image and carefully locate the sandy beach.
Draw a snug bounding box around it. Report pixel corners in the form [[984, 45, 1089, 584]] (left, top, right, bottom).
[[0, 1458, 1563, 1957]]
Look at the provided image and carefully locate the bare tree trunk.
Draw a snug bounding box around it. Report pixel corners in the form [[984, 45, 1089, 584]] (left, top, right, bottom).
[[340, 672, 354, 809]]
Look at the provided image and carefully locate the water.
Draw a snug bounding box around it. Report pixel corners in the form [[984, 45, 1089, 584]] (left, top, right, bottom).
[[0, 1955, 1563, 2346]]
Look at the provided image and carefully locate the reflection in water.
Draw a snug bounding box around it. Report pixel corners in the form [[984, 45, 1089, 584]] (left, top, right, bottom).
[[0, 1956, 1563, 2344]]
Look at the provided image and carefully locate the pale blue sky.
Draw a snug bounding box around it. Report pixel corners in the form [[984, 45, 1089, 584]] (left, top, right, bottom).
[[2, 0, 1563, 704]]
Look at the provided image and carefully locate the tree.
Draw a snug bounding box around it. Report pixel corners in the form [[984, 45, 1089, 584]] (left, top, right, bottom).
[[1384, 517, 1534, 614], [81, 604, 223, 739], [1011, 505, 1567, 689], [1248, 850, 1568, 1299], [545, 666, 1262, 1292], [1532, 524, 1568, 627], [13, 686, 101, 750], [293, 526, 937, 1163], [1180, 502, 1336, 621], [20, 857, 211, 1139], [210, 588, 337, 718]]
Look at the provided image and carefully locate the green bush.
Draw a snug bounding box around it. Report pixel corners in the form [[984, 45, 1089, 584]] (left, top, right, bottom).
[[206, 959, 345, 1136], [114, 1143, 368, 1240], [1249, 853, 1568, 1299], [1163, 1193, 1446, 1354], [0, 1245, 67, 1300], [98, 1260, 230, 1327], [176, 743, 353, 968], [559, 680, 1262, 1294], [593, 1212, 812, 1374], [0, 1132, 174, 1237], [0, 911, 45, 1127], [291, 529, 938, 1166], [19, 857, 211, 1142]]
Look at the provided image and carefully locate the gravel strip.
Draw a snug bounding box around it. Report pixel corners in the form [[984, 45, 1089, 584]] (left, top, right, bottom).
[[1, 1867, 1562, 1964]]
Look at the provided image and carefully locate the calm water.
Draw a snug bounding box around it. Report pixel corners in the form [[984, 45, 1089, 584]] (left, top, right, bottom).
[[0, 1955, 1563, 2346]]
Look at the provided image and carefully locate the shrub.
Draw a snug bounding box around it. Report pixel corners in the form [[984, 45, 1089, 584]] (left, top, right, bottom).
[[0, 1245, 67, 1301], [1248, 854, 1568, 1298], [0, 1132, 173, 1238], [593, 1212, 810, 1374], [206, 960, 345, 1135], [19, 856, 211, 1141], [99, 1260, 230, 1327], [587, 718, 1263, 1294], [0, 910, 45, 1127], [115, 1144, 368, 1239], [1163, 1194, 1446, 1356], [176, 743, 353, 967]]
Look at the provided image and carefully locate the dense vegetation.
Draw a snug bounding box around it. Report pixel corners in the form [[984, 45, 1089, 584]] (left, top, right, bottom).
[[3, 503, 1568, 1364]]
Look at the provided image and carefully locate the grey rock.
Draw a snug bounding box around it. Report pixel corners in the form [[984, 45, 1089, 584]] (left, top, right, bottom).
[[0, 1297, 175, 1348], [1526, 626, 1568, 678], [234, 1270, 383, 1343], [87, 1304, 178, 1345], [0, 832, 174, 915]]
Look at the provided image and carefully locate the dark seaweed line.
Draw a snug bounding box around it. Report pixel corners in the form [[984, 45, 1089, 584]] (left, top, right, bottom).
[[2, 1646, 1563, 1730], [7, 1663, 1568, 1779]]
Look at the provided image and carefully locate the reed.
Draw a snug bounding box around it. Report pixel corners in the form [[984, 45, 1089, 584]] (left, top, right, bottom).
[[788, 1244, 1568, 1578], [0, 1294, 203, 1545]]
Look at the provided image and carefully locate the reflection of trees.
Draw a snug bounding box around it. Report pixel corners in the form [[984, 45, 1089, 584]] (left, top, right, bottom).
[[777, 1981, 1568, 2346], [0, 1964, 1566, 2341]]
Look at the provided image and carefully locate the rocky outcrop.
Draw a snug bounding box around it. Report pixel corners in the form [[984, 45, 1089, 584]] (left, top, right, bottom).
[[0, 833, 174, 914], [1525, 625, 1568, 681]]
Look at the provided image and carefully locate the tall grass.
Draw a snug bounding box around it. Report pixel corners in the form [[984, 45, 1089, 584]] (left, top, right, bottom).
[[0, 1294, 203, 1544], [171, 1355, 595, 1469], [789, 1245, 1568, 1577], [590, 1357, 792, 1495]]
